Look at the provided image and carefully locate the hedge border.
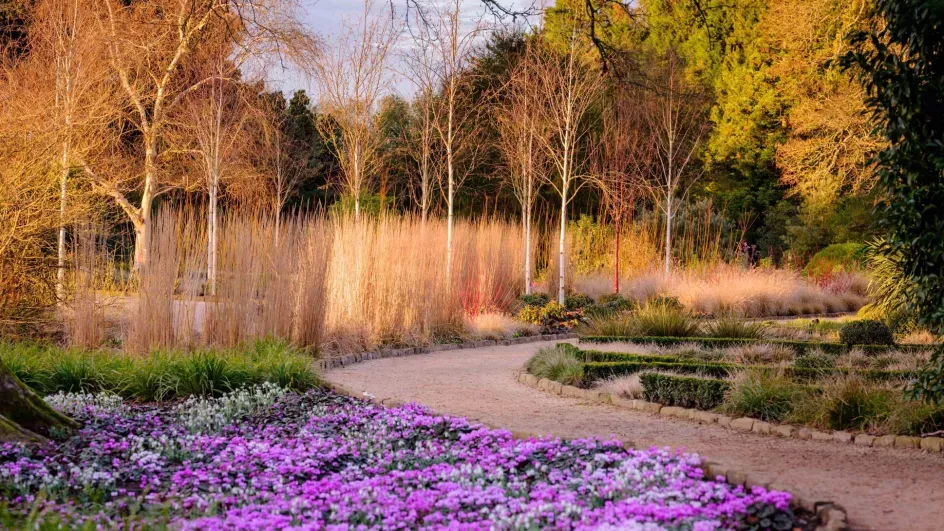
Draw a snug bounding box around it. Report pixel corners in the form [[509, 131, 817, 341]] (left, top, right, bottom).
[[579, 359, 915, 384], [513, 372, 850, 530], [579, 335, 929, 356], [521, 366, 944, 454]]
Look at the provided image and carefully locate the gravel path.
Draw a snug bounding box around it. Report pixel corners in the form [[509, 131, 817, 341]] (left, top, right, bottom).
[[327, 339, 944, 531]]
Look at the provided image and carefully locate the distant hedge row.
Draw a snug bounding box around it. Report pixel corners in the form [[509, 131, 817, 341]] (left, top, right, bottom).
[[558, 343, 916, 384], [578, 335, 928, 356], [581, 360, 914, 384]]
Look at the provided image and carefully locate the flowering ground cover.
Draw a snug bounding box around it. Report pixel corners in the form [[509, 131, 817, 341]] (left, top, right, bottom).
[[1, 385, 800, 530]]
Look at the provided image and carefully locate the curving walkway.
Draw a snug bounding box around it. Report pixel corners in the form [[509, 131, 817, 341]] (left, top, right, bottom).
[[327, 339, 944, 531]]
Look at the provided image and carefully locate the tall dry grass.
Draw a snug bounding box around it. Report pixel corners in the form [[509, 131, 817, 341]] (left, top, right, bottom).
[[573, 263, 868, 317], [65, 223, 105, 348], [111, 209, 524, 353]]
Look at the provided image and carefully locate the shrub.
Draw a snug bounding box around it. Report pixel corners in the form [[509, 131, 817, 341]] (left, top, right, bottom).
[[516, 305, 543, 324], [634, 302, 700, 338], [704, 315, 769, 339], [519, 292, 550, 307], [723, 370, 807, 422], [583, 294, 636, 318], [640, 372, 730, 409], [839, 320, 894, 347], [803, 243, 867, 280], [564, 293, 593, 311], [525, 345, 584, 386], [540, 302, 568, 322]]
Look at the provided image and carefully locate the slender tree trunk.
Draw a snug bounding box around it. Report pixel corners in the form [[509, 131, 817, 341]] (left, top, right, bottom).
[[0, 357, 78, 442], [558, 188, 568, 305], [446, 145, 455, 278], [523, 206, 532, 295], [207, 172, 218, 296], [57, 141, 69, 302], [664, 195, 672, 274], [614, 210, 621, 294]]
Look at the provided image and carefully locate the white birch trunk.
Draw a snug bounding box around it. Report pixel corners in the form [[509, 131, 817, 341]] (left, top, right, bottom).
[[558, 189, 568, 305]]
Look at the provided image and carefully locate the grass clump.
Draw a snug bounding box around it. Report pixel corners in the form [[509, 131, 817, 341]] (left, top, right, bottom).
[[525, 345, 584, 386], [634, 301, 700, 338], [723, 370, 807, 422], [790, 376, 893, 431], [704, 315, 769, 339], [1, 339, 320, 401], [593, 374, 644, 399], [580, 314, 638, 336]]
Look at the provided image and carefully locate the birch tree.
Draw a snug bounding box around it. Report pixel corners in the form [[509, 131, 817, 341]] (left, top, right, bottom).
[[533, 31, 601, 304], [642, 55, 709, 274], [496, 43, 546, 295], [257, 94, 309, 229], [418, 0, 487, 272], [30, 0, 113, 298], [402, 22, 441, 223], [84, 0, 316, 270], [178, 60, 252, 296], [312, 0, 398, 220]]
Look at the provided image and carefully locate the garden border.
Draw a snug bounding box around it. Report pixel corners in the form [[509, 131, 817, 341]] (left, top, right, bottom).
[[511, 372, 850, 530], [317, 333, 580, 372], [516, 370, 944, 454]]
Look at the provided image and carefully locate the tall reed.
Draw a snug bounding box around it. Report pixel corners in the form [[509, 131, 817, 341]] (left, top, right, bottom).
[[116, 210, 524, 353]]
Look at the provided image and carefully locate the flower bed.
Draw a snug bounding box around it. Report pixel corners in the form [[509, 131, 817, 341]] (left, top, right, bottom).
[[1, 387, 798, 530]]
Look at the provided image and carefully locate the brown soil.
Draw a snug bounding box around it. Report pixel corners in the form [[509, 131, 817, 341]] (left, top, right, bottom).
[[327, 339, 944, 531]]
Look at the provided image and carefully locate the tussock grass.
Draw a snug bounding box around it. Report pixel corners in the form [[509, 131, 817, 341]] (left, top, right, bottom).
[[723, 369, 807, 422], [633, 301, 701, 338], [593, 373, 644, 399], [525, 345, 584, 386], [704, 314, 769, 339]]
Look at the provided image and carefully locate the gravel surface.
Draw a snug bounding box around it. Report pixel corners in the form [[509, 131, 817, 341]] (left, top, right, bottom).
[[327, 339, 944, 531]]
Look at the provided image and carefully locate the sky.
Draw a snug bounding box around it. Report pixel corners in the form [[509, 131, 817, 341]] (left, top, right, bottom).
[[267, 0, 541, 99]]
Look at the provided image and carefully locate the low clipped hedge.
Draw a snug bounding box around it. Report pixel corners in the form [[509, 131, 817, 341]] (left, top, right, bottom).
[[579, 335, 927, 356], [640, 373, 730, 410], [580, 359, 914, 385]]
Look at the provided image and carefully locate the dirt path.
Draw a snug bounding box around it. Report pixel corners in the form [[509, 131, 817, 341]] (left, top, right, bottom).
[[327, 339, 944, 531]]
